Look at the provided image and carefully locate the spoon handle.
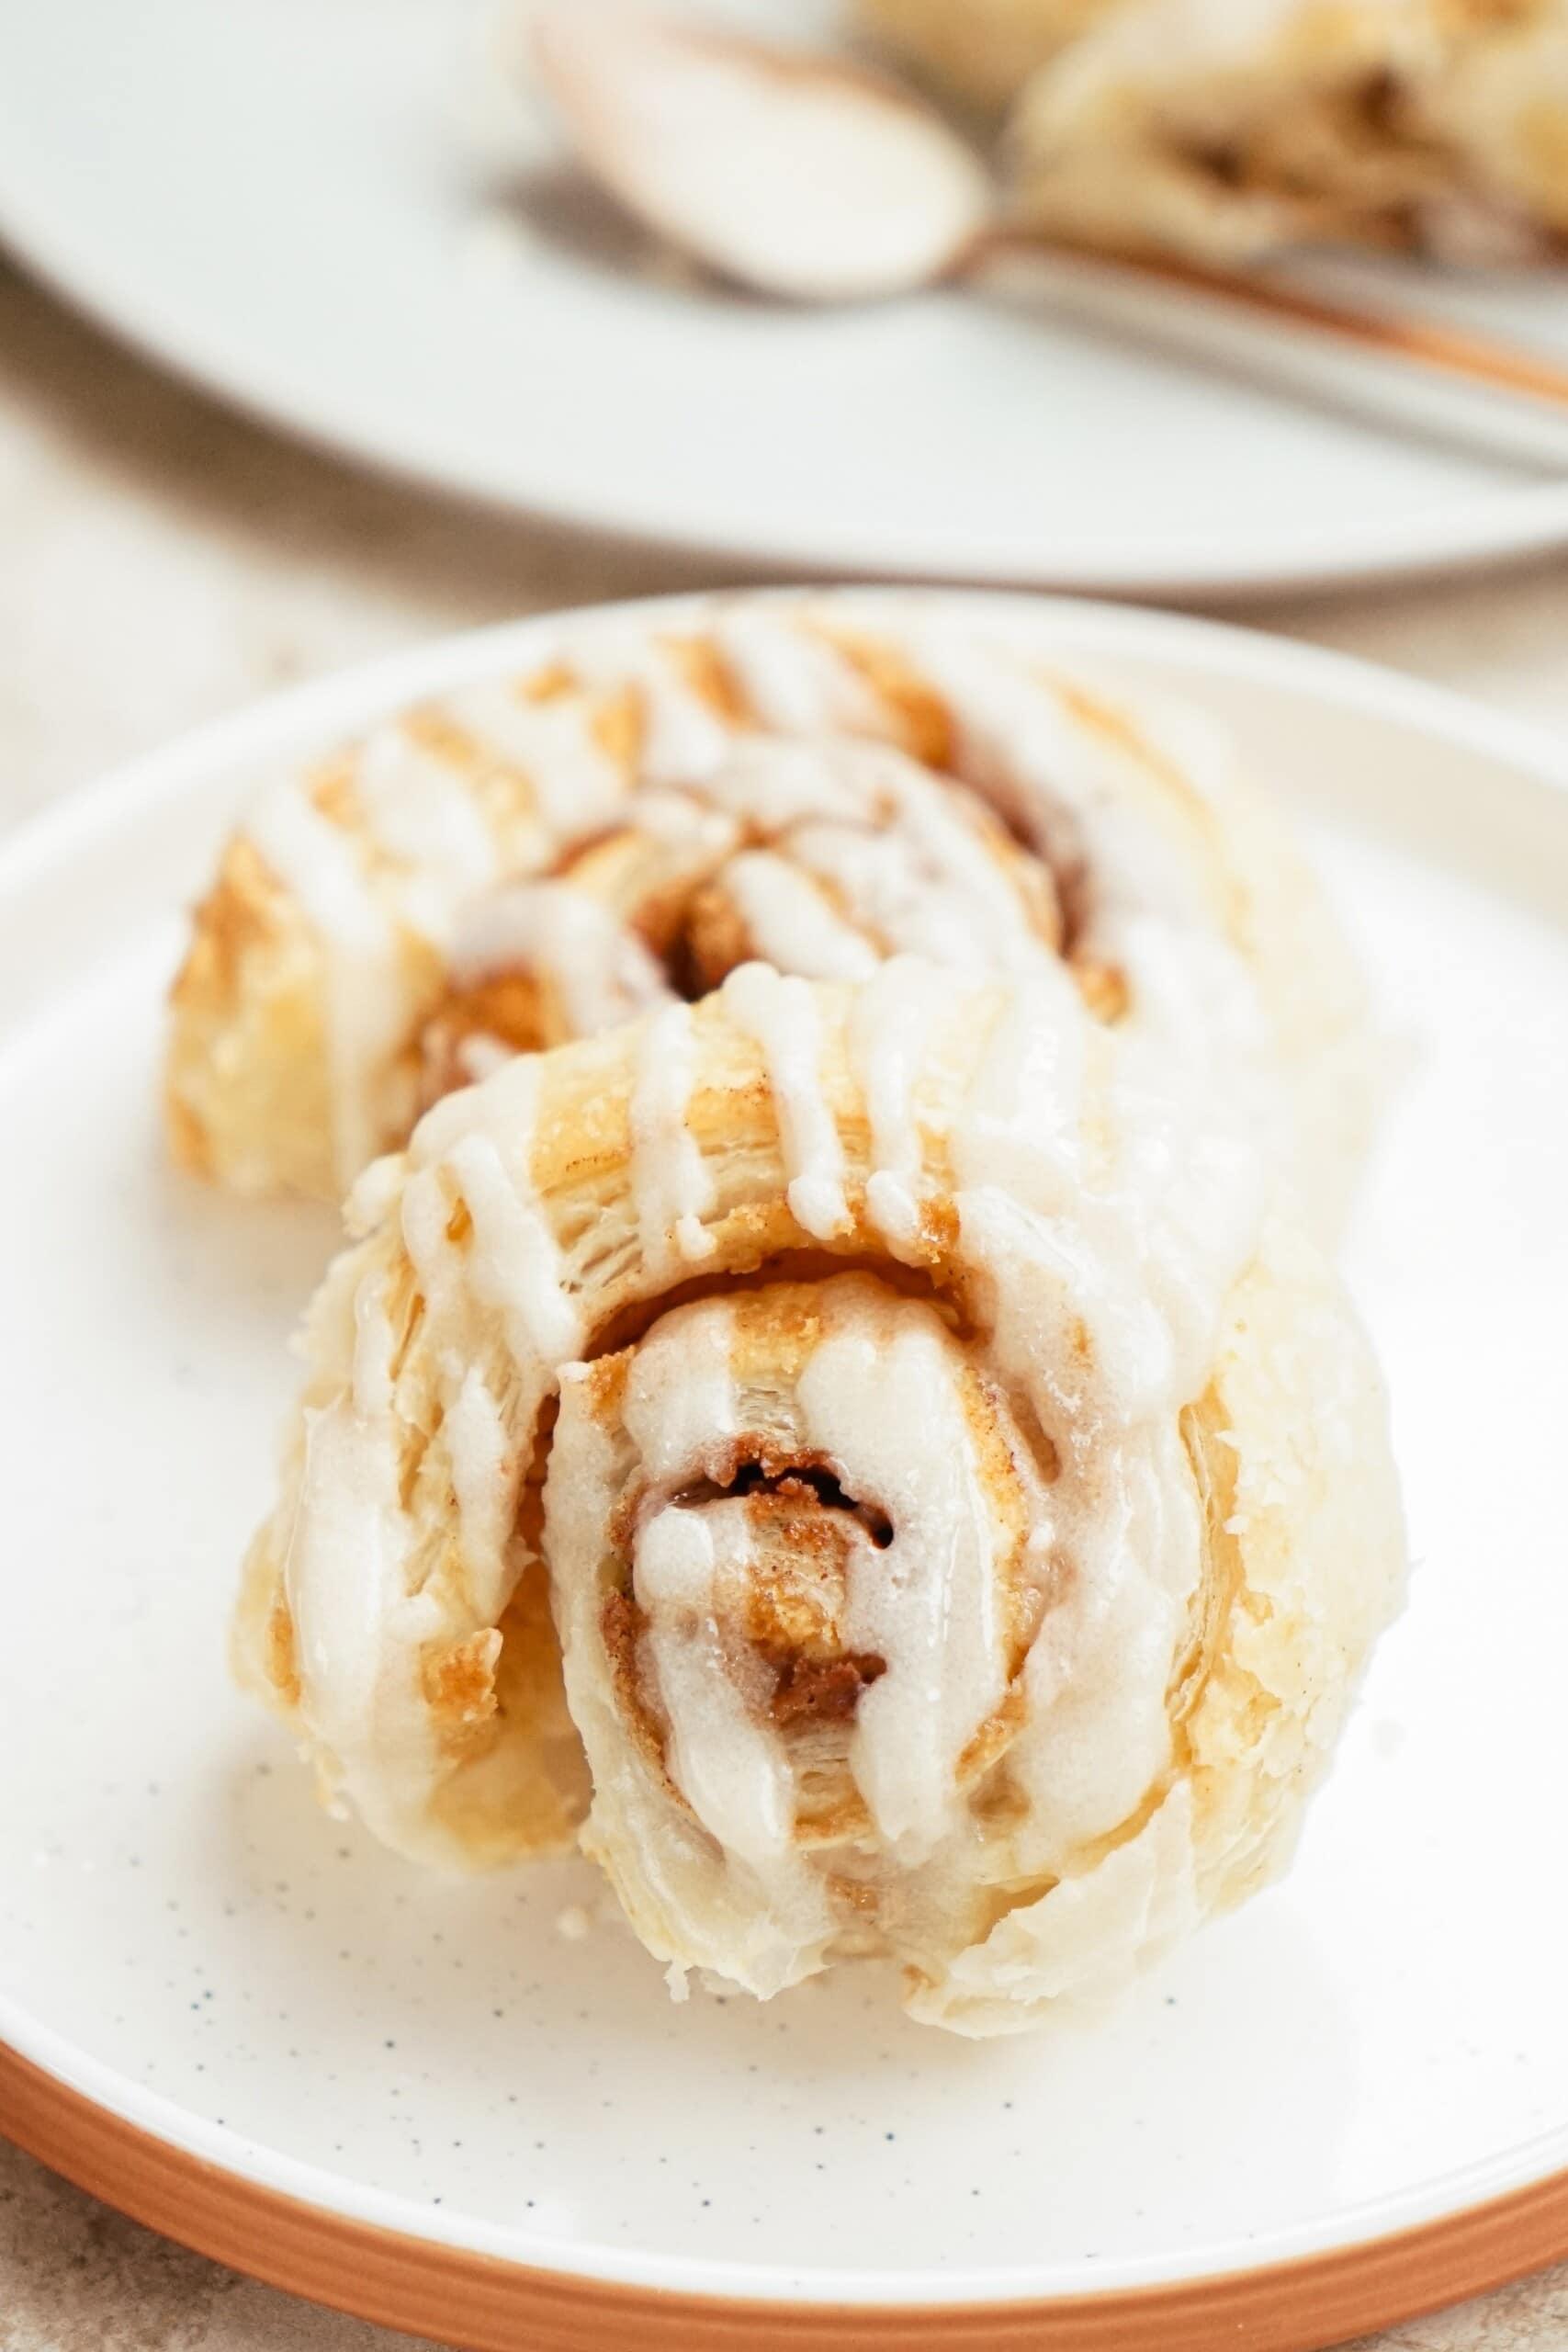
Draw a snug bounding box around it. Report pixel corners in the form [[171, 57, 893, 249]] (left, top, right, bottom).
[[968, 231, 1568, 474]]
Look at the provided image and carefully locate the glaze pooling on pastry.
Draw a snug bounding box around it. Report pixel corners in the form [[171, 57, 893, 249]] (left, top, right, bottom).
[[167, 594, 1372, 1232], [235, 965, 1404, 2030]]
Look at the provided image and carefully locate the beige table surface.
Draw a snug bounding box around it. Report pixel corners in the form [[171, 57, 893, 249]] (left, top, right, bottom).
[[2, 253, 1565, 2352]]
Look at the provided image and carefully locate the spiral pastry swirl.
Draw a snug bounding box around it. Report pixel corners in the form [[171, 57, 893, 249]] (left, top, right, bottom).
[[167, 594, 1371, 1231], [418, 732, 1075, 1105], [235, 960, 1403, 2030]]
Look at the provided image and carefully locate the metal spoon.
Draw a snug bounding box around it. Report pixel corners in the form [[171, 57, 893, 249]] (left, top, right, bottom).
[[527, 6, 992, 302]]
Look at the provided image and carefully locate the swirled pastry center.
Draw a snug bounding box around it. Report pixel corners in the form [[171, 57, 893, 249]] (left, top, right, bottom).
[[420, 735, 1069, 1102], [548, 1275, 1058, 1928]]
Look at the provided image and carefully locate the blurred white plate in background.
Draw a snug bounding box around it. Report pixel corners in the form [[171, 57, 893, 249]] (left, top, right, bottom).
[[1, 1, 1567, 594]]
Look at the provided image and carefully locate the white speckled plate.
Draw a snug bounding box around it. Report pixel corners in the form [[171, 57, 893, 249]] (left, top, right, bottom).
[[3, 594, 1568, 2352], [4, 0, 1568, 597]]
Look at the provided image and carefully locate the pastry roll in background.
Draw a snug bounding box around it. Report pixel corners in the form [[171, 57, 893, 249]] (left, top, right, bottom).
[[1020, 0, 1568, 262], [166, 594, 1373, 1234], [864, 0, 1568, 266], [235, 964, 1404, 2033], [1010, 0, 1568, 265]]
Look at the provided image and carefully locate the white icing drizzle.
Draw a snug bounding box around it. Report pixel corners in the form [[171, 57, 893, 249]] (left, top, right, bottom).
[[697, 733, 1059, 985], [230, 598, 1302, 1231], [798, 1304, 1011, 1861], [634, 1508, 796, 1870], [899, 631, 1102, 854], [557, 1275, 1049, 1958], [261, 600, 1306, 1997], [850, 956, 949, 1251], [350, 1287, 397, 1422], [719, 963, 850, 1239], [722, 851, 881, 982], [244, 779, 381, 943], [570, 635, 736, 785], [355, 727, 499, 908], [712, 608, 879, 735], [622, 1302, 738, 1483], [698, 735, 855, 832], [829, 753, 1059, 978], [1114, 918, 1283, 1164], [448, 680, 627, 836], [401, 1056, 584, 1391], [446, 1366, 516, 1624], [449, 881, 671, 1038], [446, 1127, 583, 1371], [243, 780, 408, 1185], [285, 1401, 403, 1772], [457, 1034, 516, 1087], [620, 786, 737, 853], [943, 952, 1264, 1862], [907, 630, 1233, 979], [1010, 1433, 1193, 1858], [410, 1042, 554, 1167], [635, 659, 737, 785], [628, 1001, 718, 1277], [953, 970, 1090, 1227], [399, 1163, 473, 1359], [345, 1151, 404, 1239], [605, 1306, 835, 1960]]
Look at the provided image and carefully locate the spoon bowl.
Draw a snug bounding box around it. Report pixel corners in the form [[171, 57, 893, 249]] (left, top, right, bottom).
[[528, 5, 994, 301]]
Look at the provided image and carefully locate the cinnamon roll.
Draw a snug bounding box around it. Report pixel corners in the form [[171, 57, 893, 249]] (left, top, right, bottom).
[[234, 963, 1404, 2030], [869, 0, 1568, 266], [167, 595, 1371, 1231]]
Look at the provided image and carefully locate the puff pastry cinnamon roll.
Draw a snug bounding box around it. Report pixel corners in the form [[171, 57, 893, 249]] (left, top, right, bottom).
[[1007, 0, 1568, 266], [234, 963, 1404, 2031], [166, 596, 1371, 1233]]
